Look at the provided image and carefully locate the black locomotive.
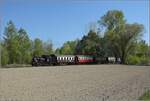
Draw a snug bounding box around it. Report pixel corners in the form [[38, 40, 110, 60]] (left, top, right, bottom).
[[32, 54, 57, 66]]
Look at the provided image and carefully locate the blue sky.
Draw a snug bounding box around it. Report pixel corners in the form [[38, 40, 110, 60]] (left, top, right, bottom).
[[0, 0, 149, 48]]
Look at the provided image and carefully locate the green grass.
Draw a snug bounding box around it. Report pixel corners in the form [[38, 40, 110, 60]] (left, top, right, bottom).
[[139, 90, 150, 101]]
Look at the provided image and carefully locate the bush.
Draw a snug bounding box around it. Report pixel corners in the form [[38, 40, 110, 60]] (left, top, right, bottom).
[[139, 90, 150, 100], [127, 55, 140, 65], [127, 55, 149, 65], [140, 56, 149, 65]]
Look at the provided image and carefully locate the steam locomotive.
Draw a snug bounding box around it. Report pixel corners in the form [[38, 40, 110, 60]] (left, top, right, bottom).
[[31, 54, 120, 66]]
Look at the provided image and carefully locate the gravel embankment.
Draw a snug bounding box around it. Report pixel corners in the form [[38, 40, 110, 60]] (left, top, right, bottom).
[[0, 65, 150, 101]]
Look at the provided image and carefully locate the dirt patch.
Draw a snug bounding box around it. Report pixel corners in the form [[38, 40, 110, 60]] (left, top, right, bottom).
[[0, 65, 150, 101]]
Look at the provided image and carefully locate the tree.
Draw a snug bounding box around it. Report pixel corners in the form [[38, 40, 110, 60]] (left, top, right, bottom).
[[57, 40, 78, 55], [1, 20, 55, 66], [1, 42, 9, 65], [43, 40, 53, 54], [3, 20, 20, 64], [55, 48, 61, 55], [75, 30, 101, 56], [119, 23, 144, 63], [18, 28, 32, 64], [32, 38, 44, 56], [127, 40, 149, 65], [99, 10, 144, 64]]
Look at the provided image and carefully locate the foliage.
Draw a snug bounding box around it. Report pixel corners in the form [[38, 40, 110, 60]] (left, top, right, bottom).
[[126, 40, 149, 65], [3, 21, 20, 64], [75, 30, 101, 56], [1, 10, 149, 66], [139, 90, 150, 100], [127, 55, 140, 65], [32, 38, 44, 56], [1, 43, 9, 65], [1, 20, 54, 66], [18, 28, 32, 64], [99, 10, 144, 64], [43, 40, 53, 55], [56, 40, 78, 55], [55, 48, 61, 55]]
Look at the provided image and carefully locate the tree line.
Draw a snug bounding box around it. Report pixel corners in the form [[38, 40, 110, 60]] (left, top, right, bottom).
[[55, 10, 150, 65], [1, 21, 53, 65], [1, 10, 150, 66]]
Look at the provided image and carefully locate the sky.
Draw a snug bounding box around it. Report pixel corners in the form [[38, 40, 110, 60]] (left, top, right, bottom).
[[0, 0, 149, 48]]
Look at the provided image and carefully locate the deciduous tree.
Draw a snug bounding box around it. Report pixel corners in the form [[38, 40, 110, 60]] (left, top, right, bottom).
[[32, 38, 44, 57], [99, 10, 144, 64]]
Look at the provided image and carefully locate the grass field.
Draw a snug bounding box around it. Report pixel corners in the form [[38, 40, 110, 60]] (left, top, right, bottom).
[[0, 65, 150, 101], [139, 90, 150, 100]]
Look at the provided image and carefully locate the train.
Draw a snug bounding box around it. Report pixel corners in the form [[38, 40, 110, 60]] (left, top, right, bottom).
[[31, 54, 120, 66]]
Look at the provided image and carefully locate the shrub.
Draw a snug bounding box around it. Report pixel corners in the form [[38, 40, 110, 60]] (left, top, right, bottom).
[[127, 55, 140, 65], [127, 55, 149, 65]]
